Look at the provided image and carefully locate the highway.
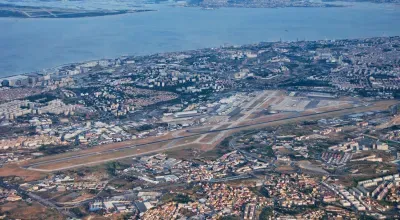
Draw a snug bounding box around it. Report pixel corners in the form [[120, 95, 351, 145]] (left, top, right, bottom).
[[0, 180, 76, 218], [25, 104, 380, 171], [209, 174, 255, 183], [363, 134, 400, 145]]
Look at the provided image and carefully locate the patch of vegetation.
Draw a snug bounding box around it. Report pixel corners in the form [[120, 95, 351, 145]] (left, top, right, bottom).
[[220, 136, 232, 148], [173, 194, 192, 203], [220, 215, 241, 220], [136, 124, 154, 132], [122, 213, 134, 220], [262, 145, 275, 157], [281, 79, 331, 87], [302, 120, 318, 125], [70, 87, 98, 95], [275, 206, 316, 215], [70, 207, 85, 218], [38, 145, 74, 155], [200, 137, 233, 159], [0, 126, 36, 137], [88, 189, 99, 194], [359, 214, 378, 220], [160, 192, 175, 203], [250, 186, 270, 198], [135, 123, 168, 132], [26, 93, 58, 103], [259, 207, 273, 220], [106, 161, 130, 176], [377, 200, 397, 207], [300, 188, 313, 194]]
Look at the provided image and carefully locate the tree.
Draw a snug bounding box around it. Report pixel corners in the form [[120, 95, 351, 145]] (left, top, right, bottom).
[[106, 161, 129, 176], [173, 194, 192, 203], [263, 145, 275, 157], [220, 215, 240, 220], [259, 207, 273, 220]]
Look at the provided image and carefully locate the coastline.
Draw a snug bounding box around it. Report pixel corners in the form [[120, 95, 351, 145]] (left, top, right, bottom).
[[1, 35, 399, 81], [1, 2, 399, 79]]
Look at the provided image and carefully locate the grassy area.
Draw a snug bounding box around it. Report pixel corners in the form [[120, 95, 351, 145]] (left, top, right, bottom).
[[37, 145, 75, 156], [259, 207, 273, 220], [220, 215, 241, 220], [249, 186, 270, 198], [106, 161, 130, 176], [160, 193, 193, 204]]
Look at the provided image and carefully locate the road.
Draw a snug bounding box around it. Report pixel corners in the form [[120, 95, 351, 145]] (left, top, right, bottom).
[[209, 174, 255, 183], [0, 180, 76, 218], [363, 134, 400, 145], [55, 177, 116, 208]]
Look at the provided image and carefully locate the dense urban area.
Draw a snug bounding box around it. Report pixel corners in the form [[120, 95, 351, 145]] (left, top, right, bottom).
[[0, 36, 400, 219]]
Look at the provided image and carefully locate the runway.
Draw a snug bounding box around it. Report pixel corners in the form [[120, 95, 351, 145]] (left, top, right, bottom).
[[24, 100, 397, 172]]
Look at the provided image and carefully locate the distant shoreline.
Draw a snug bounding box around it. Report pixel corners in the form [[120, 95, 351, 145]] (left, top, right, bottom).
[[187, 1, 347, 8], [0, 3, 155, 19], [1, 2, 399, 79]]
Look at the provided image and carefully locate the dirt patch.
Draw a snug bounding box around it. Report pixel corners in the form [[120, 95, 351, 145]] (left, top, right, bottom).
[[71, 193, 95, 203], [0, 164, 45, 181], [0, 201, 63, 220], [198, 133, 220, 143], [84, 214, 113, 220], [173, 136, 199, 146], [273, 96, 285, 105], [275, 165, 296, 173], [54, 192, 81, 203], [297, 160, 328, 174]]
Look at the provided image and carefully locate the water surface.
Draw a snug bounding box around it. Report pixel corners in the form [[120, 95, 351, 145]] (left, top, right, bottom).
[[0, 3, 399, 77]]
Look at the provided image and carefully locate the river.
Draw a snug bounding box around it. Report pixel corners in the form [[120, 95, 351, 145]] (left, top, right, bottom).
[[0, 2, 399, 77]]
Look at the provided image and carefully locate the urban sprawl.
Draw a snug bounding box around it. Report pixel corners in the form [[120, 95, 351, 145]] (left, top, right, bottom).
[[0, 36, 400, 219]]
